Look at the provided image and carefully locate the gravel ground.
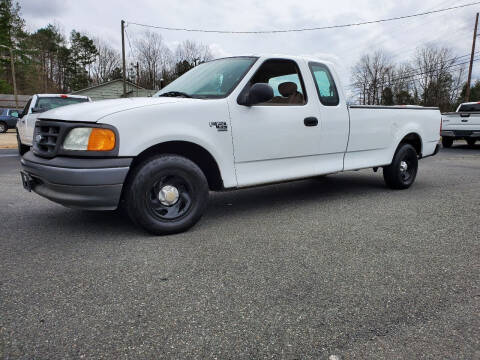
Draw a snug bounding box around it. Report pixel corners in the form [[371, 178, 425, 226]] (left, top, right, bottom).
[[0, 130, 18, 149], [0, 144, 479, 359]]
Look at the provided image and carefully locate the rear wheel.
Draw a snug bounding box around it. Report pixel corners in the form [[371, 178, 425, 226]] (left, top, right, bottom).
[[466, 138, 476, 146], [442, 137, 453, 148], [124, 154, 209, 235], [383, 143, 418, 190], [0, 121, 6, 133], [16, 131, 29, 156]]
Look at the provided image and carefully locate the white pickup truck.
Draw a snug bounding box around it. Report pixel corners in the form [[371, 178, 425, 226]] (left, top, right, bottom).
[[441, 102, 480, 147], [20, 55, 441, 234], [16, 94, 91, 155]]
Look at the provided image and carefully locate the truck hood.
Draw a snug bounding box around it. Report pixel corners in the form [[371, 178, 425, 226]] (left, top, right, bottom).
[[39, 97, 193, 123]]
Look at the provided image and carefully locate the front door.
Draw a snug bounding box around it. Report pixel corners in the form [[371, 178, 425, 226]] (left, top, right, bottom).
[[228, 58, 323, 187]]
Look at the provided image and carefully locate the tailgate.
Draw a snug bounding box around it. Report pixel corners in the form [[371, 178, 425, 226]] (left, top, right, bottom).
[[442, 113, 480, 129]]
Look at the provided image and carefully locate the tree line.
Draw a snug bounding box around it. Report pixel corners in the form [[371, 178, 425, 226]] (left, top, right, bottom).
[[0, 0, 212, 95], [1, 0, 478, 110], [350, 46, 477, 112]]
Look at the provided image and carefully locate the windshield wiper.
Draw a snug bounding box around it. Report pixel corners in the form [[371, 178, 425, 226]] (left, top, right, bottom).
[[159, 91, 192, 98]]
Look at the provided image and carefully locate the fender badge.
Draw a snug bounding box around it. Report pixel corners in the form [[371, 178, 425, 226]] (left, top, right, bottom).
[[209, 121, 228, 132]]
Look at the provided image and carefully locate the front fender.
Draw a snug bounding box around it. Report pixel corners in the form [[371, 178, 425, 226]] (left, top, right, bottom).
[[100, 99, 238, 188]]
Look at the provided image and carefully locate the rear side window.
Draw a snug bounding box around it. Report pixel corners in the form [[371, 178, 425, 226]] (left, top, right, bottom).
[[458, 103, 480, 112], [35, 97, 89, 111], [309, 63, 339, 106]]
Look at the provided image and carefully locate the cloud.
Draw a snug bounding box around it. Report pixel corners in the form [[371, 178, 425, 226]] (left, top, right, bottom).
[[20, 0, 68, 18], [16, 0, 480, 86]]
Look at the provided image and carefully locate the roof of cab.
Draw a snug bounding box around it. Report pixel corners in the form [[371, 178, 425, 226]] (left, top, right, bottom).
[[35, 94, 90, 99]]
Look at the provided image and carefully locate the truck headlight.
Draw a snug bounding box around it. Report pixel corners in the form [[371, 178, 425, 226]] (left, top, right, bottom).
[[63, 127, 116, 151]]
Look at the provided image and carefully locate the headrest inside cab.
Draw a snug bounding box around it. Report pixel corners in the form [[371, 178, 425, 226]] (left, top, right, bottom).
[[278, 82, 298, 97]]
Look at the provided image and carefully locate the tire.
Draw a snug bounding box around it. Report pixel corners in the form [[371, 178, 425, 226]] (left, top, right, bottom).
[[383, 143, 418, 190], [0, 121, 6, 133], [16, 131, 29, 156], [442, 137, 453, 148], [124, 154, 209, 235], [466, 138, 476, 147]]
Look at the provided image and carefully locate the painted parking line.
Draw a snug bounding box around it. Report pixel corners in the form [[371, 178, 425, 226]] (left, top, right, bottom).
[[0, 154, 19, 157]]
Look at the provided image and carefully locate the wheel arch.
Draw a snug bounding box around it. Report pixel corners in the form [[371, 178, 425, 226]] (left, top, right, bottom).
[[396, 132, 423, 156], [126, 140, 224, 191]]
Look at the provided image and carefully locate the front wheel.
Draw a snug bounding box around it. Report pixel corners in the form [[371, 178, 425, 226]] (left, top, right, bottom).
[[442, 137, 453, 148], [0, 121, 6, 133], [466, 138, 476, 147], [383, 143, 418, 190], [123, 154, 209, 235]]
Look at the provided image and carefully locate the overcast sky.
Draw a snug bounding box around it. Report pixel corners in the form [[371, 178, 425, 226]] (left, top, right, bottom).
[[18, 0, 480, 93]]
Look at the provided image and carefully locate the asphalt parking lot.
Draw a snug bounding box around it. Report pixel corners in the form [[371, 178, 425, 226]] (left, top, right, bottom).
[[0, 145, 479, 359]]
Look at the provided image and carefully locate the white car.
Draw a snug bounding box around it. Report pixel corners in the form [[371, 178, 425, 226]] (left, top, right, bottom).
[[441, 102, 480, 147], [16, 94, 91, 154], [20, 55, 441, 234]]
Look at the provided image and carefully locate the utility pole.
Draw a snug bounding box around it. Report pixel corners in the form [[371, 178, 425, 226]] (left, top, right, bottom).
[[121, 20, 127, 98], [0, 44, 18, 107], [135, 62, 139, 97], [8, 47, 17, 107], [466, 12, 479, 102]]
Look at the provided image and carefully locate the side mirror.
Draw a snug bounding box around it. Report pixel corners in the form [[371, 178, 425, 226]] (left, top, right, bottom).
[[238, 83, 274, 106], [31, 107, 46, 114]]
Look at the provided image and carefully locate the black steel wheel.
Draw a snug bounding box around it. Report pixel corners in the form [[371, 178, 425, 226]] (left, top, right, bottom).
[[124, 154, 209, 235], [383, 143, 418, 190], [442, 137, 453, 148], [466, 138, 476, 147], [147, 175, 193, 221]]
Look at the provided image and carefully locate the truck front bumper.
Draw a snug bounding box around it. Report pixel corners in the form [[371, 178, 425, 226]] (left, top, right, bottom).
[[20, 152, 132, 210]]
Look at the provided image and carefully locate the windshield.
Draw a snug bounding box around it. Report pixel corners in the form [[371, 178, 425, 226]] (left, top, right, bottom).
[[155, 57, 257, 99], [458, 103, 480, 112], [36, 97, 89, 111]]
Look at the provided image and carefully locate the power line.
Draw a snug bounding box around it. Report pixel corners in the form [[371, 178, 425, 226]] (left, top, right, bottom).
[[350, 58, 478, 89], [126, 1, 480, 34], [389, 52, 479, 80]]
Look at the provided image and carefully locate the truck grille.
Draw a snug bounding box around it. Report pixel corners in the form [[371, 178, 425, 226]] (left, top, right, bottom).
[[32, 120, 68, 158], [34, 124, 61, 156]]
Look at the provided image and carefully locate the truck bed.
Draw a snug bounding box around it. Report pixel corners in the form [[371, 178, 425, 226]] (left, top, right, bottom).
[[345, 105, 441, 170]]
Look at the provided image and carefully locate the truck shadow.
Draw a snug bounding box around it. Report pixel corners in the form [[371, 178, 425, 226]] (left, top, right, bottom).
[[204, 173, 386, 221], [25, 172, 387, 238]]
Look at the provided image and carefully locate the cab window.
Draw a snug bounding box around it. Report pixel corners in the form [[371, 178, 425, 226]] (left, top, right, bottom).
[[247, 59, 307, 105], [309, 63, 339, 106]]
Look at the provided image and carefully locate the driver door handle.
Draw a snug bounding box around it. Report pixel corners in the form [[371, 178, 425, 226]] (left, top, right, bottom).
[[304, 117, 318, 127]]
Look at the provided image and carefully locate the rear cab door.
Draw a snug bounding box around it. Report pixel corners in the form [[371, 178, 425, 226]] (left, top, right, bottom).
[[307, 61, 349, 172]]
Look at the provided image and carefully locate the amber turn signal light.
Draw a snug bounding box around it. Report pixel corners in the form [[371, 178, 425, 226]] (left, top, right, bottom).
[[87, 128, 116, 151]]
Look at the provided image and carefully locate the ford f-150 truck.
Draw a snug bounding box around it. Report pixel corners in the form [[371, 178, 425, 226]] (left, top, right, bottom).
[[441, 102, 480, 147], [20, 55, 441, 234]]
